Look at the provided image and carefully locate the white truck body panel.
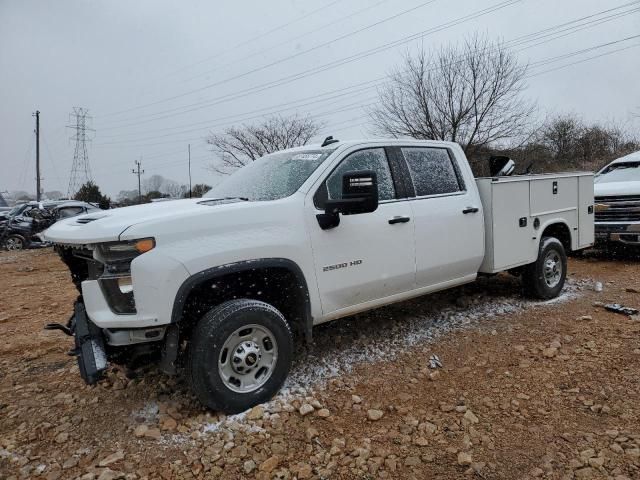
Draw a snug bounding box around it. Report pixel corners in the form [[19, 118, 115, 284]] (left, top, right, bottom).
[[477, 172, 594, 273], [44, 139, 594, 333]]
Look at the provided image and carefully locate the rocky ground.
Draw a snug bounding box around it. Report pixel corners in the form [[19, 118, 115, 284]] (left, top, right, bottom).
[[1, 248, 639, 480]]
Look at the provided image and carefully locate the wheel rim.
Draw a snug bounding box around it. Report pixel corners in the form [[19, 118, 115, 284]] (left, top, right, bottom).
[[6, 238, 22, 250], [543, 250, 562, 288], [218, 324, 278, 393]]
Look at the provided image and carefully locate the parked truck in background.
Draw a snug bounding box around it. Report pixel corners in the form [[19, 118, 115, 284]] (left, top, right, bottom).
[[594, 151, 640, 247], [44, 139, 595, 413]]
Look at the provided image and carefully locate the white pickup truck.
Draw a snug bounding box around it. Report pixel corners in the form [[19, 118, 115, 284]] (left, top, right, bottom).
[[594, 151, 640, 246], [44, 139, 594, 413]]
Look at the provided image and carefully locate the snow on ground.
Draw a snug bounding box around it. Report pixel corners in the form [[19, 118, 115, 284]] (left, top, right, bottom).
[[196, 276, 591, 436], [284, 276, 588, 392]]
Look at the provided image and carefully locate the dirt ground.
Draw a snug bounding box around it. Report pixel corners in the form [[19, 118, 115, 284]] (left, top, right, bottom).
[[1, 249, 639, 480]]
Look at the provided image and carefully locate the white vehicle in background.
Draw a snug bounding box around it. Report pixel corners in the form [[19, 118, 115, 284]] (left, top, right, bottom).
[[594, 151, 640, 247], [44, 138, 594, 413]]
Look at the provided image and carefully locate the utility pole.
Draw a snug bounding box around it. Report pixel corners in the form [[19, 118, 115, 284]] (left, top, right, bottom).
[[33, 110, 41, 201], [188, 144, 192, 198], [132, 158, 144, 204]]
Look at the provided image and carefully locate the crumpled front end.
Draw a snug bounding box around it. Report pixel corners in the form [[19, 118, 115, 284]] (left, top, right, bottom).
[[48, 241, 188, 384]]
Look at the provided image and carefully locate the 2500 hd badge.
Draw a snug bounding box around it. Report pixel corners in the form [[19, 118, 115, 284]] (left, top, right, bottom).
[[323, 259, 363, 272]]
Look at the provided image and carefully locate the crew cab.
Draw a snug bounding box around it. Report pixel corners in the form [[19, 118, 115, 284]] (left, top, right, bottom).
[[594, 151, 640, 247], [44, 139, 594, 413]]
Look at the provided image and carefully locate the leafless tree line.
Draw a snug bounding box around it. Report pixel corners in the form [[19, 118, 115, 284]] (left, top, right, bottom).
[[205, 34, 637, 175]]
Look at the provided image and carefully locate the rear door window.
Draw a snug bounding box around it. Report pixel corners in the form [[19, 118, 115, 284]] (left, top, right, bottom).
[[401, 147, 464, 197]]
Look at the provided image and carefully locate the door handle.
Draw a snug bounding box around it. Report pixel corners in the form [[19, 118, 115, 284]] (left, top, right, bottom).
[[388, 216, 410, 224], [462, 207, 479, 214]]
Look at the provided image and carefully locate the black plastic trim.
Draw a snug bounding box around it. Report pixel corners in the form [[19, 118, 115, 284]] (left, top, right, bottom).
[[385, 146, 414, 198], [170, 258, 313, 343]]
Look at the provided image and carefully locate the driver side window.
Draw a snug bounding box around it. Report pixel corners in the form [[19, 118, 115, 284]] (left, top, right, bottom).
[[316, 148, 395, 208]]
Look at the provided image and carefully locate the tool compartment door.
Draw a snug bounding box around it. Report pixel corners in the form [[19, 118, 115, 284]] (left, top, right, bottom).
[[530, 177, 578, 216], [490, 181, 536, 270]]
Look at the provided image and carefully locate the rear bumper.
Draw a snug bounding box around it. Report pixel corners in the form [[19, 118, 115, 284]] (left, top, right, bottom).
[[595, 222, 640, 245]]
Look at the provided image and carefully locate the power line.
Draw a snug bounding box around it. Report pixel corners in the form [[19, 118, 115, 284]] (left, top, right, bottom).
[[94, 33, 640, 154], [96, 0, 640, 135], [98, 0, 523, 120], [96, 83, 377, 143], [94, 8, 640, 146], [527, 41, 640, 77], [181, 0, 391, 84], [41, 129, 65, 193], [98, 0, 640, 131], [162, 0, 344, 79], [95, 1, 639, 135], [173, 0, 437, 93]]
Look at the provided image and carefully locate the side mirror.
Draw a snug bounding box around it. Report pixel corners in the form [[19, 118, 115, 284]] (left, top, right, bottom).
[[316, 170, 379, 230]]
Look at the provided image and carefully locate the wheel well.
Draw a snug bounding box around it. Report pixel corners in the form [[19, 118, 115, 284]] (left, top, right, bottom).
[[541, 222, 572, 252], [175, 265, 311, 344]]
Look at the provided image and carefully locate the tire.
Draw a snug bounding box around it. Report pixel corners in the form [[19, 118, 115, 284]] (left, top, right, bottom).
[[188, 299, 293, 413], [523, 237, 567, 299], [6, 235, 26, 251]]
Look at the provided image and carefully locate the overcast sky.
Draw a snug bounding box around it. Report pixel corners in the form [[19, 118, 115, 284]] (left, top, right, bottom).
[[1, 0, 639, 198]]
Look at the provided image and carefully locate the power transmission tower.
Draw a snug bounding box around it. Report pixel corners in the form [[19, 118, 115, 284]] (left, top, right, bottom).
[[132, 158, 144, 204], [33, 110, 41, 201], [66, 107, 94, 198]]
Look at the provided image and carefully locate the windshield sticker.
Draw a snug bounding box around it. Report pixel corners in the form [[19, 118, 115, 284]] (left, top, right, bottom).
[[292, 153, 323, 161]]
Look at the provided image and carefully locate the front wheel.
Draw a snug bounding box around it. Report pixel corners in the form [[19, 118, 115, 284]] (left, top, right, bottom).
[[523, 237, 567, 299], [188, 299, 293, 413], [6, 235, 26, 251]]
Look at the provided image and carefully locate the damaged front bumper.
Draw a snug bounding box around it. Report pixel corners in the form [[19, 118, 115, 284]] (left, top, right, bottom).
[[47, 298, 107, 385], [46, 298, 178, 385]]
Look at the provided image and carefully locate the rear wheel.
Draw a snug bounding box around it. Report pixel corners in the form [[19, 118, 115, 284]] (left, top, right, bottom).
[[523, 237, 567, 299], [6, 235, 26, 251], [188, 299, 293, 413]]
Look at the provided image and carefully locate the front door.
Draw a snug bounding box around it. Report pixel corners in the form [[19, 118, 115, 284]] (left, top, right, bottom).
[[306, 147, 416, 316]]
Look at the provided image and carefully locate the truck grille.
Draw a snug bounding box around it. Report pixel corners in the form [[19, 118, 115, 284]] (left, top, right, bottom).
[[595, 195, 640, 222]]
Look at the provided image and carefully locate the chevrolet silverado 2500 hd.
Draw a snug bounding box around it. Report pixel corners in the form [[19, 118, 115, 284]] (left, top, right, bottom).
[[594, 151, 640, 247], [44, 139, 595, 413]]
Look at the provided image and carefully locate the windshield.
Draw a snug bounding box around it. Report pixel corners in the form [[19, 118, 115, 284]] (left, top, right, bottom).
[[596, 162, 640, 183], [204, 149, 334, 201], [8, 204, 26, 217]]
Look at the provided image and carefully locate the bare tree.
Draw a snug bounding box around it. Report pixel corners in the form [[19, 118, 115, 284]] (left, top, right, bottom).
[[142, 174, 165, 194], [370, 35, 535, 154], [207, 114, 322, 174]]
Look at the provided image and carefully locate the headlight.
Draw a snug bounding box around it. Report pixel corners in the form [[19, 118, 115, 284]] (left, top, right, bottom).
[[98, 238, 155, 263], [96, 238, 155, 314]]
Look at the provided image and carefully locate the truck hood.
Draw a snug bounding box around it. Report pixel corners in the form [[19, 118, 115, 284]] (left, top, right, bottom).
[[44, 198, 240, 244], [594, 180, 640, 197]]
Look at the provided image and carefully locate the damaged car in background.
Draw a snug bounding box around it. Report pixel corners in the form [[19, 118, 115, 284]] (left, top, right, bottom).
[[594, 151, 640, 248], [1, 200, 101, 250]]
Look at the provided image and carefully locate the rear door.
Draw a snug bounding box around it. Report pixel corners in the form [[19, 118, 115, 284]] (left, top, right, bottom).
[[306, 147, 416, 316], [400, 146, 484, 288]]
